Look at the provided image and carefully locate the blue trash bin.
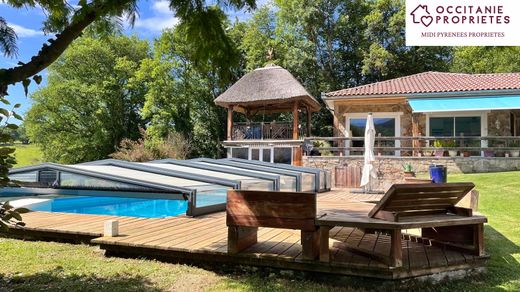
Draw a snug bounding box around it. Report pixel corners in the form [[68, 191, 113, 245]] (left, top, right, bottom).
[[429, 164, 447, 183]]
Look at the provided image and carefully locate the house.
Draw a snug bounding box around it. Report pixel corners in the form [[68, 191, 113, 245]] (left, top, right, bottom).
[[214, 64, 321, 165], [323, 71, 520, 158]]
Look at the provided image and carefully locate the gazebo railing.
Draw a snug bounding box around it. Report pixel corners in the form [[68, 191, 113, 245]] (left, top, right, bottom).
[[303, 136, 520, 157], [232, 122, 306, 140]]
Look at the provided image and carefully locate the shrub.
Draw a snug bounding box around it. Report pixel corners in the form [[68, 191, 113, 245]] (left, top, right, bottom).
[[111, 130, 191, 162]]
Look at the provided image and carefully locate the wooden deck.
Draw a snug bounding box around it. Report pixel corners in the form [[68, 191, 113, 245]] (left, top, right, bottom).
[[6, 190, 488, 279]]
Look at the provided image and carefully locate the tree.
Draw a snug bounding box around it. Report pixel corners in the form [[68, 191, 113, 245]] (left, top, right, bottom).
[[25, 35, 150, 163], [0, 16, 17, 58], [137, 25, 234, 158], [451, 47, 520, 73], [0, 0, 256, 188], [362, 0, 452, 81], [0, 0, 257, 95]]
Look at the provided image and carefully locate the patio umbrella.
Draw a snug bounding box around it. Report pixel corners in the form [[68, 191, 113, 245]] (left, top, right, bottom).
[[360, 113, 377, 192]]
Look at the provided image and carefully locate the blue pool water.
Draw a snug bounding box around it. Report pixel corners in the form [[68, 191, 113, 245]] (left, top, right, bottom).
[[29, 196, 189, 218]]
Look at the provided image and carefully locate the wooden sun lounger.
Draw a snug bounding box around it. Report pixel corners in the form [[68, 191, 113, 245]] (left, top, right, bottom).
[[316, 183, 487, 267]]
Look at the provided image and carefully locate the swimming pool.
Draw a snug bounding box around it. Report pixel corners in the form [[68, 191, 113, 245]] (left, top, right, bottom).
[[4, 189, 228, 218], [17, 196, 189, 218]]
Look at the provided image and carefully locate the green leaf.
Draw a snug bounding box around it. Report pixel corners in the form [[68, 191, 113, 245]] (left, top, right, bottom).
[[6, 123, 18, 130], [7, 210, 22, 221], [0, 147, 16, 156], [22, 79, 31, 96], [14, 207, 30, 214], [2, 213, 13, 221], [0, 108, 9, 117], [0, 221, 8, 232], [33, 75, 43, 85], [13, 103, 21, 109], [3, 202, 13, 210], [12, 112, 23, 121]]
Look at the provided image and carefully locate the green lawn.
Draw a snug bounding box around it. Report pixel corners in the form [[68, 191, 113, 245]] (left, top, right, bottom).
[[12, 143, 43, 167], [1, 172, 519, 291]]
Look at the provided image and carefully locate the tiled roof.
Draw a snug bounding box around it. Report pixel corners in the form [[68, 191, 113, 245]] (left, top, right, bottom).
[[325, 71, 520, 97]]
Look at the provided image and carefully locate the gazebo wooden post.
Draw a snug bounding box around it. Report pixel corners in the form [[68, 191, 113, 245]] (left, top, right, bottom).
[[306, 107, 311, 137], [227, 105, 233, 141], [292, 101, 303, 166], [292, 101, 299, 140]]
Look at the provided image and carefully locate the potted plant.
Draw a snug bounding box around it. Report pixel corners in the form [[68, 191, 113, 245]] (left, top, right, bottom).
[[402, 163, 415, 177], [444, 140, 458, 157], [433, 140, 445, 157], [510, 140, 520, 157], [493, 141, 506, 157]]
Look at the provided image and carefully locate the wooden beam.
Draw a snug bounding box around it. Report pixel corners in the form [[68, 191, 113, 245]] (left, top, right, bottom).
[[227, 106, 233, 141], [293, 101, 299, 140], [306, 107, 311, 137]]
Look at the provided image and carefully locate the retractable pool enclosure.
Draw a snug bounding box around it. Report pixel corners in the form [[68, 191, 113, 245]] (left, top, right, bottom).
[[5, 158, 329, 217], [195, 158, 331, 192], [191, 158, 308, 192], [229, 158, 331, 191]]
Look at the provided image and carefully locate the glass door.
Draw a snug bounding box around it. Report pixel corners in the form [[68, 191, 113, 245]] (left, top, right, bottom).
[[349, 117, 397, 156]]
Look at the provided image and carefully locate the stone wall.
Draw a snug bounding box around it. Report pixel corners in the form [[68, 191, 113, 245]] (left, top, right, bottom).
[[304, 156, 520, 189]]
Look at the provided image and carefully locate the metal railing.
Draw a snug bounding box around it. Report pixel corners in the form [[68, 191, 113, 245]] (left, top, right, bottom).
[[232, 122, 306, 140], [304, 136, 520, 157]]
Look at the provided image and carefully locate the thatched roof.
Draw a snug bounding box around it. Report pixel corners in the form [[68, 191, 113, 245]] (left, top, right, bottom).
[[215, 65, 321, 114]]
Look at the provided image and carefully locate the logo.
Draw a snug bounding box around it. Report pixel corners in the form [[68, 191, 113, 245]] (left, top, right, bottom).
[[406, 0, 520, 46], [410, 5, 433, 27]]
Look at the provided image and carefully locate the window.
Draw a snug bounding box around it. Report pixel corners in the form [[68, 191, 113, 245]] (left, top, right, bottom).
[[262, 148, 272, 162], [273, 148, 292, 164], [429, 116, 481, 137], [229, 146, 292, 164], [430, 117, 454, 136], [429, 116, 482, 156], [349, 117, 397, 155], [251, 149, 260, 160], [231, 148, 248, 159]]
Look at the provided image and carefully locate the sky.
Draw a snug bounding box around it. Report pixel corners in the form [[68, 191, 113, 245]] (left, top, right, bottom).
[[0, 0, 265, 120]]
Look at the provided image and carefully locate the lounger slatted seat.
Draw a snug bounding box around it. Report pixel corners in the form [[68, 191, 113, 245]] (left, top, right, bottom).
[[317, 183, 487, 268]]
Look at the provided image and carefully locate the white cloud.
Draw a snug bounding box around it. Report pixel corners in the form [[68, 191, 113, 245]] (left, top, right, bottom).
[[9, 23, 44, 38], [134, 0, 178, 33], [152, 0, 171, 13]]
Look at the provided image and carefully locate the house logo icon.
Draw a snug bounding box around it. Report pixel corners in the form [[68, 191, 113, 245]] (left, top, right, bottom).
[[410, 4, 433, 27]]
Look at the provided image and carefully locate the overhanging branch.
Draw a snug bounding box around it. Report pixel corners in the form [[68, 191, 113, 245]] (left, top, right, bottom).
[[0, 0, 131, 87]]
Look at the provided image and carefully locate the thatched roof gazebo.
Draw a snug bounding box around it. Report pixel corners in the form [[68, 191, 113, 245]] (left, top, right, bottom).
[[215, 64, 321, 141]]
